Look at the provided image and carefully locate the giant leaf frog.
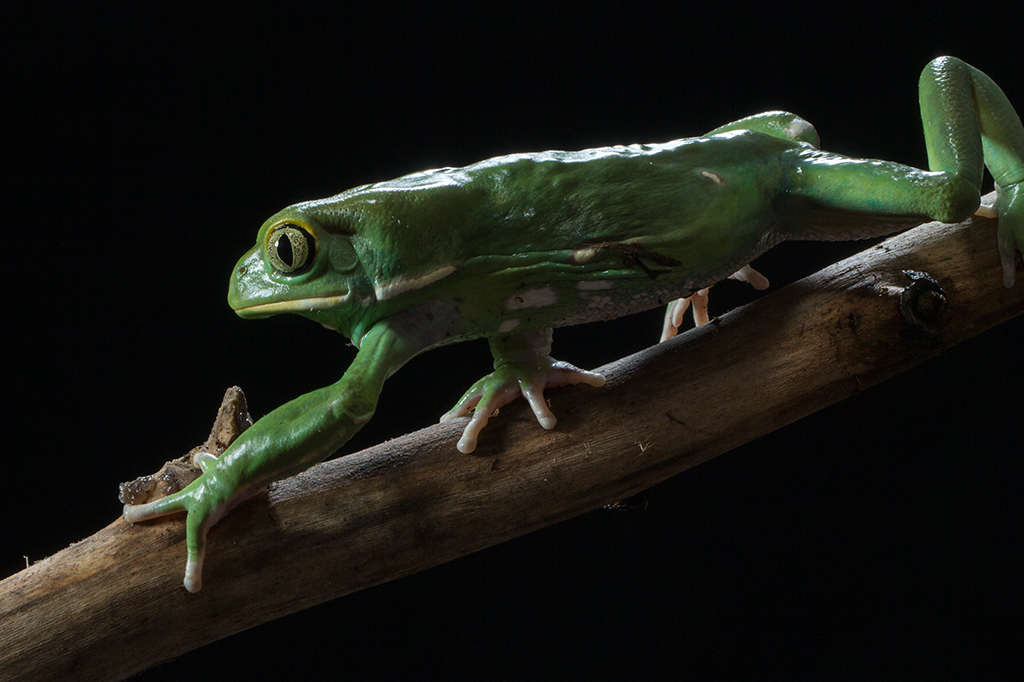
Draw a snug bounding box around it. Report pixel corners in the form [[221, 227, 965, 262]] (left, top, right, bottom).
[[124, 57, 1022, 592]]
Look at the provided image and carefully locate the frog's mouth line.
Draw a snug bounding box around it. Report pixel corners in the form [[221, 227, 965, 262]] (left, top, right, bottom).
[[234, 293, 352, 316]]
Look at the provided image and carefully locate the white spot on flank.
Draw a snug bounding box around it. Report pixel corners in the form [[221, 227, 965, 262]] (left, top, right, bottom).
[[498, 319, 520, 333], [699, 170, 726, 186], [506, 286, 558, 311], [571, 248, 598, 263], [576, 280, 613, 290], [375, 264, 456, 301]]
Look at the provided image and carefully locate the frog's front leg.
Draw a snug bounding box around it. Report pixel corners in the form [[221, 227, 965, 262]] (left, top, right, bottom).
[[123, 321, 421, 592], [440, 328, 606, 453], [123, 460, 253, 592]]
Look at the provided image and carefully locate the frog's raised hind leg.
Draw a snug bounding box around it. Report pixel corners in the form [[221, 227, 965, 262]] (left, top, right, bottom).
[[785, 57, 1023, 287], [921, 57, 1023, 286]]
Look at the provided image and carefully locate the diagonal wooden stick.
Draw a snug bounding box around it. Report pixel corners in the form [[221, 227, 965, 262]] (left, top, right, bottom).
[[2, 195, 1021, 682]]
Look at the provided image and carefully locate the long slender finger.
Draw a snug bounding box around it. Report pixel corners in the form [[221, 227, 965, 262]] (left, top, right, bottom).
[[691, 288, 710, 326], [441, 393, 482, 422], [457, 407, 492, 453], [521, 383, 557, 430], [123, 493, 188, 524]]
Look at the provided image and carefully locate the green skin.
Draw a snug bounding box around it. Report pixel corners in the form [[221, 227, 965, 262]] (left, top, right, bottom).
[[124, 57, 1023, 593]]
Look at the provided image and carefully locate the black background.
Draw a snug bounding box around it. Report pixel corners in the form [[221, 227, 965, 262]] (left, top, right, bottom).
[[5, 4, 1022, 679]]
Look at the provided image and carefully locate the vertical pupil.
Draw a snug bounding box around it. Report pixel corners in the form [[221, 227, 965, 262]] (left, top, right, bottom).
[[268, 225, 313, 274], [276, 234, 294, 266]]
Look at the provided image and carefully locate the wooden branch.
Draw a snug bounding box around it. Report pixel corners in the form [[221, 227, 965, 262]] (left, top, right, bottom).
[[2, 196, 1021, 682]]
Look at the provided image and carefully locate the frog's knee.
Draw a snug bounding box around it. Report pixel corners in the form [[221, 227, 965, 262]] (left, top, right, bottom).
[[923, 55, 966, 79], [932, 174, 980, 223], [781, 115, 819, 148]]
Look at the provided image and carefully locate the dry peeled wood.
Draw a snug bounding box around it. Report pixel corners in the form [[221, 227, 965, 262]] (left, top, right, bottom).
[[1, 196, 1021, 681]]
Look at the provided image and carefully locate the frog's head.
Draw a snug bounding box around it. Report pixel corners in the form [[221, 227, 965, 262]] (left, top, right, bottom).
[[228, 204, 373, 337]]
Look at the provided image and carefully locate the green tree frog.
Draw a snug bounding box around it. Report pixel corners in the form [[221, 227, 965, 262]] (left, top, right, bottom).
[[123, 57, 1022, 593]]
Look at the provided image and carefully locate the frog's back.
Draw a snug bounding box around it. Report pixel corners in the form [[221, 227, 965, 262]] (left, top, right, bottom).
[[344, 131, 798, 274], [332, 132, 804, 338]]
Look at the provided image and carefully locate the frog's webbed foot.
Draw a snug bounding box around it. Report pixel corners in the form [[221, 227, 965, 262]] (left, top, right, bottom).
[[660, 264, 769, 341], [440, 328, 605, 453], [123, 469, 235, 593]]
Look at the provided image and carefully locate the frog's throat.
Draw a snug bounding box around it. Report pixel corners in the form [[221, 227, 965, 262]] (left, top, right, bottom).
[[233, 293, 352, 316]]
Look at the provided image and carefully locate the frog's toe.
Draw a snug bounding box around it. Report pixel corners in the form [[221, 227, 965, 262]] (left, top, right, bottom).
[[690, 288, 711, 326], [445, 358, 605, 452], [660, 288, 710, 341], [728, 264, 769, 290], [521, 382, 558, 430], [660, 264, 770, 341], [440, 396, 479, 423], [545, 361, 606, 389], [123, 478, 233, 593], [661, 296, 692, 341], [182, 506, 224, 593], [453, 384, 520, 453], [456, 411, 488, 454], [441, 376, 490, 423], [994, 183, 1022, 288], [123, 491, 187, 524], [184, 549, 204, 593], [511, 360, 606, 432]]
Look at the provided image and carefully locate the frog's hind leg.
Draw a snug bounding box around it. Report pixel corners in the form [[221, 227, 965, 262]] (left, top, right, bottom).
[[660, 264, 770, 341], [784, 57, 1023, 286], [921, 57, 1023, 286]]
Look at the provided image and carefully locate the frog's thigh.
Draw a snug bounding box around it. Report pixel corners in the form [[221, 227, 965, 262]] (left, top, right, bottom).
[[790, 155, 979, 234]]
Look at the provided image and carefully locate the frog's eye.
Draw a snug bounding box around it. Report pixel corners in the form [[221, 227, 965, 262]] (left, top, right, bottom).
[[267, 224, 316, 275]]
